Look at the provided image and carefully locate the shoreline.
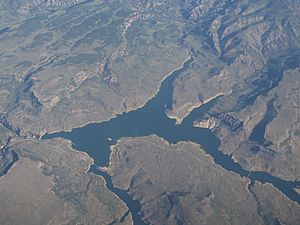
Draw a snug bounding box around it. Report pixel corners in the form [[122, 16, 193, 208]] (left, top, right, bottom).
[[43, 52, 191, 136]]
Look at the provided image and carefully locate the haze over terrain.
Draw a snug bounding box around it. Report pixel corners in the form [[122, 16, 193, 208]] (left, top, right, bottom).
[[0, 0, 300, 224]]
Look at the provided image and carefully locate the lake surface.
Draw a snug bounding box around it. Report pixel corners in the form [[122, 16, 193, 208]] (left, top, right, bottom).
[[43, 56, 300, 224], [0, 150, 18, 177]]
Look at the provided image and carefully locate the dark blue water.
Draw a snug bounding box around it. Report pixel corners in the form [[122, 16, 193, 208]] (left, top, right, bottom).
[[43, 56, 300, 224], [249, 98, 277, 147], [0, 150, 18, 177]]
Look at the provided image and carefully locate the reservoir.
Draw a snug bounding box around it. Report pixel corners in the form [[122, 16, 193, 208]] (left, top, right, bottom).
[[43, 56, 300, 224]]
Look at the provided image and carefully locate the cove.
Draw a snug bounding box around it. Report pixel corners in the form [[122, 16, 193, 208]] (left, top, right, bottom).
[[43, 56, 300, 224]]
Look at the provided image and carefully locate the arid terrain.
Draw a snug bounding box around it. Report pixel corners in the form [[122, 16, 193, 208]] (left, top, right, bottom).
[[0, 0, 300, 224], [108, 135, 300, 225]]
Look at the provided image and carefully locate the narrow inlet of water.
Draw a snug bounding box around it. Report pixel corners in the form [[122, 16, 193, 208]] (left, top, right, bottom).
[[43, 56, 300, 224]]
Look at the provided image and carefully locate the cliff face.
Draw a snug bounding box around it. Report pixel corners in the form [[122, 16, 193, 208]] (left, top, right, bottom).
[[0, 0, 300, 224], [193, 116, 219, 129], [165, 0, 300, 180]]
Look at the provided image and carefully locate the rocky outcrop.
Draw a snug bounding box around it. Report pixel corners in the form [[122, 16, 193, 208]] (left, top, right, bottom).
[[0, 114, 21, 136], [2, 0, 91, 15], [193, 116, 219, 129], [215, 112, 243, 132]]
